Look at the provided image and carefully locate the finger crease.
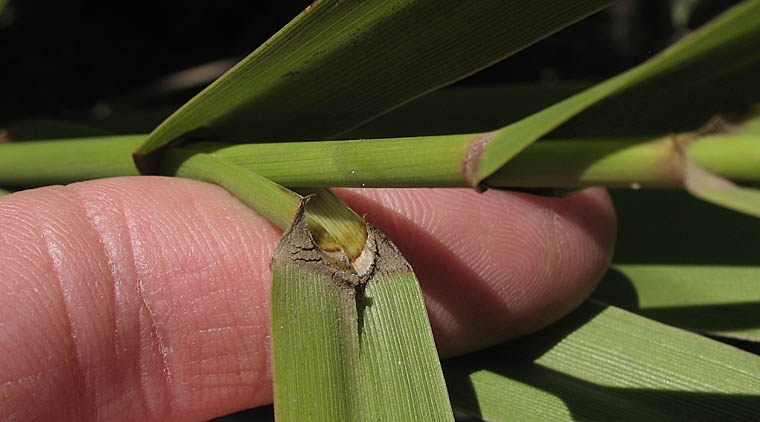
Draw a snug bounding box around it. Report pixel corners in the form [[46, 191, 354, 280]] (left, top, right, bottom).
[[120, 196, 175, 419], [33, 203, 89, 421]]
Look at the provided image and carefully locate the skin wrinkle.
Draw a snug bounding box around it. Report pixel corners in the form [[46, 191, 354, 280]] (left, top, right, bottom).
[[196, 324, 260, 334], [0, 249, 59, 419], [93, 180, 172, 419], [2, 262, 44, 323], [69, 183, 149, 420], [47, 185, 158, 421], [122, 197, 175, 420], [75, 181, 156, 420], [103, 177, 275, 419], [1, 366, 58, 421], [456, 193, 534, 305], [67, 185, 125, 420], [209, 194, 276, 395], [467, 197, 555, 336], [180, 211, 272, 415], [178, 196, 269, 406], [32, 196, 89, 421], [519, 207, 559, 310], [520, 190, 615, 312], [189, 353, 258, 389]]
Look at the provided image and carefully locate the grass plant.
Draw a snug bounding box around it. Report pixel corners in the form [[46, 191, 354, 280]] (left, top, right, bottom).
[[1, 1, 759, 420]]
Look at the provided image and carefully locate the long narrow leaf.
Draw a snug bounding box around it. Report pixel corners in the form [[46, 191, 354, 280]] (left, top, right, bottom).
[[597, 264, 760, 342], [271, 208, 361, 420], [593, 189, 760, 342], [444, 301, 760, 421], [133, 0, 613, 157]]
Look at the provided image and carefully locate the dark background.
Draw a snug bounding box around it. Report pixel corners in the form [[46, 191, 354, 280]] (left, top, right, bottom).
[[0, 0, 741, 122]]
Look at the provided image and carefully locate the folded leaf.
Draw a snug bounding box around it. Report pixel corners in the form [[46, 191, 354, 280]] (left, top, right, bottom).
[[271, 205, 452, 421]]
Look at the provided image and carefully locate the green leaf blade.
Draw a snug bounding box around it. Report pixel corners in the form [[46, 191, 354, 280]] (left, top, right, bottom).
[[270, 207, 452, 421], [445, 301, 760, 421], [134, 0, 613, 156], [356, 258, 452, 420], [271, 260, 359, 421], [598, 264, 760, 342], [595, 189, 760, 342]]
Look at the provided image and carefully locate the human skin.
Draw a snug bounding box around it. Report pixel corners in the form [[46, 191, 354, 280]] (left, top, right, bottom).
[[0, 177, 616, 421]]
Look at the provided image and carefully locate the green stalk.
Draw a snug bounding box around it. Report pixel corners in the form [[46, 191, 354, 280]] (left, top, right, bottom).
[[0, 135, 142, 186], [0, 187, 11, 196], [183, 135, 470, 188], [2, 134, 758, 190], [189, 134, 760, 189], [491, 135, 760, 188], [488, 138, 681, 188]]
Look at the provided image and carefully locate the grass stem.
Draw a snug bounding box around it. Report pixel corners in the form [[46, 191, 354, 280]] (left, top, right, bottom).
[[1, 133, 757, 190]]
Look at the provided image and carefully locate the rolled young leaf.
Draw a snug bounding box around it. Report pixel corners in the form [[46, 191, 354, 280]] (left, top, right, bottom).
[[159, 149, 302, 231]]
